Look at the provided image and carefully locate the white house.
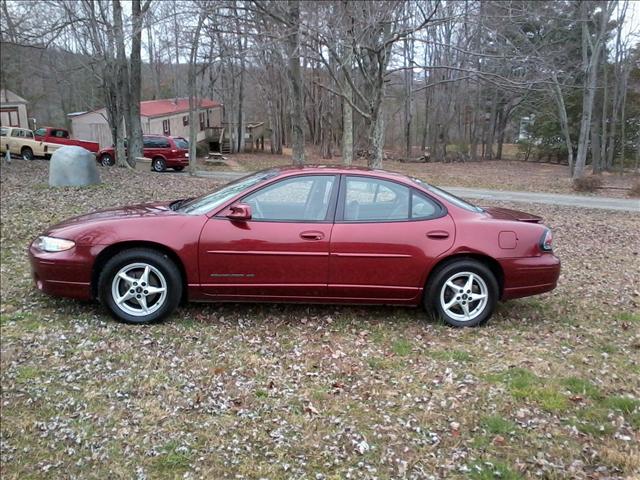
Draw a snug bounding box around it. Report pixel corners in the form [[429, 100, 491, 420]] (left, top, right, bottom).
[[0, 89, 30, 129], [70, 98, 223, 148]]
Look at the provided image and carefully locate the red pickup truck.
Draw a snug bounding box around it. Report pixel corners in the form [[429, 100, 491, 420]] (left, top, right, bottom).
[[34, 127, 100, 153]]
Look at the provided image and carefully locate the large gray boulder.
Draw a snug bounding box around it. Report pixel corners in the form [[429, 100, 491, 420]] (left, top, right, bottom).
[[49, 146, 101, 187]]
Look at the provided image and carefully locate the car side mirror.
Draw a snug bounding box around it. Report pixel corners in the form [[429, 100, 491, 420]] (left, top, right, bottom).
[[227, 203, 252, 221]]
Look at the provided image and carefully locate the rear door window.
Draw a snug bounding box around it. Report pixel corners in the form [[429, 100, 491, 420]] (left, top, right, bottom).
[[343, 176, 409, 221]]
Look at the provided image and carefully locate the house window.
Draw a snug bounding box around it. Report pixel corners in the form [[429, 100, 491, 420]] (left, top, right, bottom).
[[162, 119, 170, 136], [199, 112, 205, 131], [1, 108, 20, 127], [206, 110, 211, 128], [183, 115, 189, 126]]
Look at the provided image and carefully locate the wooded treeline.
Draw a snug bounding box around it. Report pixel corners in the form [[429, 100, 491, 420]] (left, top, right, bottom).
[[1, 0, 638, 177]]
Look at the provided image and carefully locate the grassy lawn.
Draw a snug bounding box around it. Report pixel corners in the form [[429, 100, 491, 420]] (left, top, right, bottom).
[[1, 160, 639, 479]]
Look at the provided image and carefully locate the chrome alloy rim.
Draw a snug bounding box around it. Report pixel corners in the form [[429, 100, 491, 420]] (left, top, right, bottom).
[[439, 271, 488, 322], [153, 160, 163, 171], [111, 263, 167, 317]]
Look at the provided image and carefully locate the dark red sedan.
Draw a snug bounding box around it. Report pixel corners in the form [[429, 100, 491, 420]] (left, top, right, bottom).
[[97, 135, 189, 172], [29, 167, 560, 327]]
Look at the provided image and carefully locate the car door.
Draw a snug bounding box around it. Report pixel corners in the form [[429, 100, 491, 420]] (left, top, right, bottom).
[[198, 174, 338, 299], [328, 175, 455, 303], [8, 129, 23, 154]]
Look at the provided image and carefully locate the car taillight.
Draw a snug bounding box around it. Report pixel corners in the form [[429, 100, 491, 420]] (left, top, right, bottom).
[[540, 229, 553, 252]]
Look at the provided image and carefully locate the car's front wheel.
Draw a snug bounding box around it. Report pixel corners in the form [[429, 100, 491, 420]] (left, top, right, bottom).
[[98, 248, 182, 324], [425, 259, 498, 327]]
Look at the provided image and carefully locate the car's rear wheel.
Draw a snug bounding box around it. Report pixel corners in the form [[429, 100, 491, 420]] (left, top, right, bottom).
[[100, 153, 115, 166], [173, 166, 184, 171], [98, 248, 182, 324], [21, 147, 34, 161], [425, 259, 498, 327], [152, 157, 166, 172]]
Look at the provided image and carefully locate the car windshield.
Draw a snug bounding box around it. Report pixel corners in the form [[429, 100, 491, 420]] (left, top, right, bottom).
[[178, 169, 280, 215], [174, 137, 189, 149], [411, 177, 483, 213]]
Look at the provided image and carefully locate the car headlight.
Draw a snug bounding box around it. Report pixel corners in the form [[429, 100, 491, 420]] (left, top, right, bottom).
[[33, 236, 76, 252]]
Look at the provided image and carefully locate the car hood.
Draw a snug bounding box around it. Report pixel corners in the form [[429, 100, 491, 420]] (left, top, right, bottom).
[[482, 206, 542, 223], [43, 202, 176, 239]]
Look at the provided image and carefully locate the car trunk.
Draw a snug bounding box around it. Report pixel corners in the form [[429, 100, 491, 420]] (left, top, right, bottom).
[[482, 207, 543, 223]]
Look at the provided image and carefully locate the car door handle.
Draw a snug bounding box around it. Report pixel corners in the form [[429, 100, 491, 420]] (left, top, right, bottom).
[[426, 230, 450, 239], [300, 231, 325, 240]]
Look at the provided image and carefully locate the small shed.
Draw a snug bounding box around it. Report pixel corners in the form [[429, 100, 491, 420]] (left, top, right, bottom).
[[0, 89, 29, 128]]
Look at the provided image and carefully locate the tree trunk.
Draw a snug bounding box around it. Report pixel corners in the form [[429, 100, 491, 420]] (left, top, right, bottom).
[[403, 36, 414, 159], [574, 1, 607, 179], [369, 105, 385, 168], [617, 67, 628, 173], [486, 89, 499, 160], [188, 12, 205, 174], [113, 0, 131, 168], [128, 0, 145, 167], [236, 15, 246, 154], [590, 113, 602, 173], [146, 14, 160, 100], [342, 81, 353, 165], [287, 1, 305, 166], [551, 77, 574, 173]]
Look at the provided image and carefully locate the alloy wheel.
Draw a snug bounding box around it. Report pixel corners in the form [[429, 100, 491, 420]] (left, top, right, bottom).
[[110, 262, 167, 317], [153, 159, 165, 172], [439, 271, 488, 323]]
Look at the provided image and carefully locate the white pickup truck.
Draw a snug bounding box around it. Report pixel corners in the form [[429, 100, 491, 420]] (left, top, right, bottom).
[[0, 126, 61, 160]]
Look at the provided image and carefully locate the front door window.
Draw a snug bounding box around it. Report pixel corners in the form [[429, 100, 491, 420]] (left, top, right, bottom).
[[242, 175, 336, 222]]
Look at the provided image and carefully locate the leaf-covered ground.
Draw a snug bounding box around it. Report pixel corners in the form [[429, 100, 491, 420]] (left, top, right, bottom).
[[1, 160, 639, 479], [213, 152, 639, 198]]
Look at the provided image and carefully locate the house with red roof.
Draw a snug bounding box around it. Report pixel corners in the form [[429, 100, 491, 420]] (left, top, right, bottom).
[[69, 98, 222, 148]]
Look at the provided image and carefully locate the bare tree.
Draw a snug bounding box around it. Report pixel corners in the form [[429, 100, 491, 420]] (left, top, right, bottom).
[[573, 1, 614, 179]]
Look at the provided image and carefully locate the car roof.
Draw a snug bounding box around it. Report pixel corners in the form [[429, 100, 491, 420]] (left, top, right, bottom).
[[270, 165, 424, 184]]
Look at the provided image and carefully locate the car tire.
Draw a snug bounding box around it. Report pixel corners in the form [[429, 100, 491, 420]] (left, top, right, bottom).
[[100, 153, 115, 167], [98, 248, 182, 325], [425, 259, 498, 327], [21, 147, 34, 161], [152, 157, 166, 172], [173, 166, 184, 172]]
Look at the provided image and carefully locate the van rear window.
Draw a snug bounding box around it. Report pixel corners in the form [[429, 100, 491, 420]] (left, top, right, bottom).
[[174, 138, 189, 149]]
